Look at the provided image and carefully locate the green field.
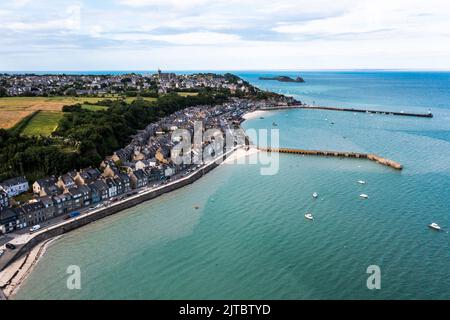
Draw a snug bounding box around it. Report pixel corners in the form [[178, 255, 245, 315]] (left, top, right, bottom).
[[0, 96, 117, 129], [21, 111, 63, 136], [123, 97, 158, 104], [81, 104, 109, 111], [177, 92, 199, 97]]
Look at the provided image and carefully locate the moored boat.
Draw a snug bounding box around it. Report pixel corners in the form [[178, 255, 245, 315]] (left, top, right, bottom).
[[304, 213, 314, 220], [360, 194, 369, 199], [428, 223, 441, 231]]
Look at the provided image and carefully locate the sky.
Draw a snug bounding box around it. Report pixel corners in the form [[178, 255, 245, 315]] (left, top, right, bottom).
[[1, 0, 450, 71]]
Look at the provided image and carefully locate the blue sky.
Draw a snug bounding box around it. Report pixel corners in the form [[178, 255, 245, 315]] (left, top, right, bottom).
[[1, 0, 450, 71]]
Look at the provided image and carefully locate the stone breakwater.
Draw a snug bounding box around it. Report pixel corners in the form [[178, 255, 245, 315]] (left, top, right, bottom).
[[301, 105, 433, 118], [258, 147, 403, 170]]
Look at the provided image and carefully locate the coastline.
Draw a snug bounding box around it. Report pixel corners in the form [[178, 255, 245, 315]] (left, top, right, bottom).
[[0, 143, 260, 299], [0, 236, 60, 299], [241, 109, 268, 120]]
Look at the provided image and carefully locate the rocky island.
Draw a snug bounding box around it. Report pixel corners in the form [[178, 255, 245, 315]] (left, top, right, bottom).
[[259, 75, 305, 83]]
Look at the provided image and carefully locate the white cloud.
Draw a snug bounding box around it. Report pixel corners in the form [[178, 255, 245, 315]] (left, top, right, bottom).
[[1, 0, 450, 70], [108, 31, 240, 45], [118, 0, 214, 9]]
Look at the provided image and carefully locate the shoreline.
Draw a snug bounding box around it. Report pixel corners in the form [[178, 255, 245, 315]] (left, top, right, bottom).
[[0, 143, 260, 299], [241, 109, 268, 120], [0, 236, 60, 299]]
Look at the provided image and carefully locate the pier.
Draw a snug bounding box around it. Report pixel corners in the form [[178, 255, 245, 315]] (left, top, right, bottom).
[[258, 147, 403, 170], [300, 105, 433, 118]]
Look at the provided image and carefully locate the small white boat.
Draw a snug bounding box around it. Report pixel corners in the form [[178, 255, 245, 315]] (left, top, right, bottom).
[[357, 180, 366, 184], [304, 213, 314, 220], [312, 192, 318, 198], [428, 223, 441, 231], [360, 194, 369, 199]]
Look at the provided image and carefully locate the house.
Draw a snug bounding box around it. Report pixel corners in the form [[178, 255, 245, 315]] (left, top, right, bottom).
[[135, 159, 157, 171], [21, 201, 46, 226], [74, 168, 101, 185], [67, 187, 84, 209], [104, 178, 118, 199], [117, 173, 131, 194], [0, 177, 29, 197], [145, 168, 161, 184], [0, 208, 22, 234], [100, 159, 117, 170], [113, 176, 125, 195], [0, 190, 9, 211], [90, 180, 109, 201], [129, 169, 148, 189], [57, 174, 76, 191], [33, 176, 58, 196], [102, 163, 120, 178], [88, 184, 101, 204], [52, 193, 73, 216], [78, 185, 92, 207], [112, 148, 133, 163], [40, 196, 56, 220]]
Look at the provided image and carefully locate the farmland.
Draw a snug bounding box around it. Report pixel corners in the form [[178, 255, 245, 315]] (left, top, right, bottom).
[[0, 96, 115, 129], [123, 97, 158, 104], [20, 111, 63, 136], [0, 93, 196, 129], [81, 104, 109, 111]]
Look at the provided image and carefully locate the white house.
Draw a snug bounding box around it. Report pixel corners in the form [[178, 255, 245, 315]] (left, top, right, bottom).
[[0, 177, 29, 197]]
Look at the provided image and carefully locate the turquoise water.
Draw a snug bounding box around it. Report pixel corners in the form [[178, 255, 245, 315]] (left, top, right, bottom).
[[14, 71, 450, 299]]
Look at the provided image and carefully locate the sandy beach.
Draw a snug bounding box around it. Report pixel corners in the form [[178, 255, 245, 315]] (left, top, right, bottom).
[[242, 109, 268, 120], [0, 236, 60, 299], [223, 146, 260, 165]]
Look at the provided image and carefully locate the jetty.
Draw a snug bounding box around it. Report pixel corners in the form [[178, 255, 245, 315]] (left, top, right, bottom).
[[258, 147, 403, 170], [300, 105, 433, 118]]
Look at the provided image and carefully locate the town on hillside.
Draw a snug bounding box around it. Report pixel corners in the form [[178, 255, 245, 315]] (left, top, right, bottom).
[[0, 70, 254, 97]]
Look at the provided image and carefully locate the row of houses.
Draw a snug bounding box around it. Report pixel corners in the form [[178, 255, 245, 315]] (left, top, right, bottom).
[[0, 167, 133, 234], [0, 159, 183, 234]]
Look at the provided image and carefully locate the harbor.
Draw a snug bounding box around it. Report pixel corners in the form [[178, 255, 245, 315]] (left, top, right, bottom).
[[257, 147, 403, 170]]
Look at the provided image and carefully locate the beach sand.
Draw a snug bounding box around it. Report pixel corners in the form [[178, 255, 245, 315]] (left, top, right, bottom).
[[242, 110, 268, 120], [223, 146, 260, 165], [0, 236, 59, 299]]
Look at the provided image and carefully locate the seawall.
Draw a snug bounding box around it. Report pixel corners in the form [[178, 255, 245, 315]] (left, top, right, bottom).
[[300, 105, 433, 118], [258, 147, 403, 170], [0, 149, 235, 274]]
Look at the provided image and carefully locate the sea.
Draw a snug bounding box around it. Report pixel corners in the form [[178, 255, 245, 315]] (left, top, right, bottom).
[[13, 71, 450, 299]]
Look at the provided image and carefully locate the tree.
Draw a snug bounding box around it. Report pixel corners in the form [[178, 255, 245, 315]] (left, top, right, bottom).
[[0, 86, 7, 97]]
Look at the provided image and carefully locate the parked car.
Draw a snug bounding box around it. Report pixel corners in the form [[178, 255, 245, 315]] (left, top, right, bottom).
[[0, 249, 4, 257], [30, 224, 41, 232], [5, 243, 16, 250]]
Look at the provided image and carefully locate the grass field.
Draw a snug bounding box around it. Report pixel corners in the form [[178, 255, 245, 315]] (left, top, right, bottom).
[[81, 104, 109, 111], [123, 97, 158, 104], [0, 93, 197, 129], [0, 96, 114, 129], [177, 92, 199, 97], [21, 111, 63, 136]]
